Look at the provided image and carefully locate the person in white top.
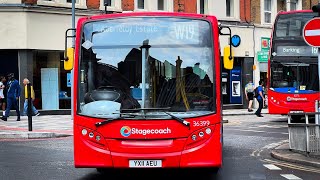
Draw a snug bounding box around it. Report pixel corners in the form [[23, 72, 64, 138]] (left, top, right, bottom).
[[245, 80, 254, 112], [0, 76, 6, 116]]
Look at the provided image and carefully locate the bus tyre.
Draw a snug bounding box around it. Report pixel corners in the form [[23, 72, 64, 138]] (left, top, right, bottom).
[[96, 168, 112, 174], [196, 167, 220, 177]]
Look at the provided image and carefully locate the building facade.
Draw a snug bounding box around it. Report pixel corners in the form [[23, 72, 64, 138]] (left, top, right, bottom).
[[0, 0, 318, 112]]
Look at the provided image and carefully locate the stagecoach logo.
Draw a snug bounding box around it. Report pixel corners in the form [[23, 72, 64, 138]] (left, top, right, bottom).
[[286, 96, 308, 102], [120, 126, 172, 137], [120, 126, 131, 137]]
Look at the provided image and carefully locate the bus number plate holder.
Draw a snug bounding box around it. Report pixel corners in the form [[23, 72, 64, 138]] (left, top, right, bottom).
[[129, 160, 162, 168]]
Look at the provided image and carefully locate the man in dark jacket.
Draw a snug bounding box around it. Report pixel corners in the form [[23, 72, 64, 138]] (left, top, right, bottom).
[[1, 73, 21, 121]]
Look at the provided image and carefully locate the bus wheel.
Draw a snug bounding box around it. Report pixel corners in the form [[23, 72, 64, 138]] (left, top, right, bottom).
[[196, 167, 220, 177], [291, 115, 303, 123]]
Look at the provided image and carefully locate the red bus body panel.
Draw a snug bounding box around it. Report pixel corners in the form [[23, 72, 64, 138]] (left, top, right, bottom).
[[268, 10, 320, 115], [73, 12, 222, 168], [268, 90, 319, 114]]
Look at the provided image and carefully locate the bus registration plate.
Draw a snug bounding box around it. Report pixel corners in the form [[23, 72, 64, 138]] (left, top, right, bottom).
[[129, 160, 162, 168]]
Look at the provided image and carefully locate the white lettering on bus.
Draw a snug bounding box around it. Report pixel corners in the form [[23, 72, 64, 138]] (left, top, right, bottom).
[[312, 47, 318, 54], [282, 47, 300, 54], [174, 24, 195, 40], [131, 127, 172, 135]]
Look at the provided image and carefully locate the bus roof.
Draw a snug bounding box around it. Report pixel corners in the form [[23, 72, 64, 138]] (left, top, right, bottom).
[[276, 9, 313, 15], [82, 11, 217, 22]]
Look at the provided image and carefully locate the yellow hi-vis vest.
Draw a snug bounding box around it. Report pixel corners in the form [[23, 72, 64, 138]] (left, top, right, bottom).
[[24, 84, 35, 100]]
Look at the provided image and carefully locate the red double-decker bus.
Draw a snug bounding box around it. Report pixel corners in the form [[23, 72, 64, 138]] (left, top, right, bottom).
[[64, 12, 233, 171], [268, 10, 320, 121]]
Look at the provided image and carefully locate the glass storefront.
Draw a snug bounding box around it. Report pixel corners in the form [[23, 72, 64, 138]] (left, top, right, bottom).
[[222, 57, 254, 107], [32, 50, 71, 110]]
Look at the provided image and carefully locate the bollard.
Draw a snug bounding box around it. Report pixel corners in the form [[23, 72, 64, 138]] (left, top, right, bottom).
[[27, 83, 32, 131]]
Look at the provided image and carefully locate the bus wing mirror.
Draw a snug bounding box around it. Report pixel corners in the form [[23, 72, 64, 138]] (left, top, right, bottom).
[[223, 46, 234, 70], [64, 28, 76, 71], [64, 47, 74, 71]]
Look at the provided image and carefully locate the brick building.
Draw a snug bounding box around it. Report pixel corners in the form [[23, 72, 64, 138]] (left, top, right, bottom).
[[0, 0, 318, 112]]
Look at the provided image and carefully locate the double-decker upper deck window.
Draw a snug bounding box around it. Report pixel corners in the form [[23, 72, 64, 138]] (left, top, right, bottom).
[[275, 13, 317, 38], [264, 0, 272, 23]]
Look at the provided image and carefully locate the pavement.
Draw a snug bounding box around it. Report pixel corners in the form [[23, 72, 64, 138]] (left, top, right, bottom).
[[0, 114, 72, 139], [1, 108, 319, 169], [271, 143, 320, 168]]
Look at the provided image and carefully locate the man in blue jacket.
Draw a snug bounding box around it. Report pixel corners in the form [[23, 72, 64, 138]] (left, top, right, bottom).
[[255, 80, 265, 117], [1, 73, 21, 121]]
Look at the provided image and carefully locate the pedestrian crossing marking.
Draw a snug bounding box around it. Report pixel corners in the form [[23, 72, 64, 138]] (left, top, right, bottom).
[[280, 174, 302, 180], [263, 164, 281, 170]]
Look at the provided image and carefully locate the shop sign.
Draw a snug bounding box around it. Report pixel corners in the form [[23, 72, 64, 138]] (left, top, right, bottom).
[[261, 37, 270, 51], [257, 51, 269, 62]]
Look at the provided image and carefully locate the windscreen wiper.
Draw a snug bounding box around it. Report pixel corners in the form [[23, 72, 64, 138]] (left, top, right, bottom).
[[164, 112, 190, 128], [95, 114, 136, 127], [121, 107, 171, 112]]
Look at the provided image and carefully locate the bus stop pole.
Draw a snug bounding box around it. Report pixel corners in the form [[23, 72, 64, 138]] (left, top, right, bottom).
[[27, 83, 32, 131], [71, 0, 75, 119], [317, 2, 320, 125]]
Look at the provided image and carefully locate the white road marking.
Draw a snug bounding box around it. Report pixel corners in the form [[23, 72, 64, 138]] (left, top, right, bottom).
[[263, 159, 320, 174], [305, 29, 320, 36], [263, 164, 282, 170], [280, 174, 302, 180], [226, 128, 288, 134]]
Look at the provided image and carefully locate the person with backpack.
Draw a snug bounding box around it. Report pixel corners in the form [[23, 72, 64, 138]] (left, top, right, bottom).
[[254, 80, 265, 117], [245, 81, 254, 112]]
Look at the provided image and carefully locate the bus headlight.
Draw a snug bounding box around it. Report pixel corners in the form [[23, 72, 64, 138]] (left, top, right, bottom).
[[77, 126, 107, 150], [199, 131, 204, 137], [205, 128, 211, 134], [89, 132, 94, 138], [81, 129, 88, 135], [192, 134, 197, 141], [184, 125, 216, 150]]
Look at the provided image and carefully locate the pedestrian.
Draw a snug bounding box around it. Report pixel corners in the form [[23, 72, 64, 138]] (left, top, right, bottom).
[[1, 73, 21, 121], [245, 80, 254, 112], [0, 76, 7, 116], [23, 78, 39, 116], [255, 80, 265, 117]]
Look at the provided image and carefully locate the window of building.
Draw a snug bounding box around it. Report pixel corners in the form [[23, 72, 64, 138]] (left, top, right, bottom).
[[138, 0, 145, 9], [66, 0, 78, 3], [99, 0, 122, 12], [290, 0, 297, 10], [158, 0, 164, 10], [103, 0, 114, 6], [261, 0, 278, 24], [264, 0, 272, 23], [198, 0, 208, 14], [226, 0, 234, 17], [287, 0, 301, 11], [37, 0, 86, 8]]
